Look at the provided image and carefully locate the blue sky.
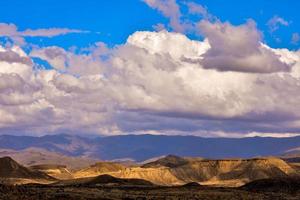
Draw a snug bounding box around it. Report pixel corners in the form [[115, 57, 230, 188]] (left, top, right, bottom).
[[0, 0, 298, 49]]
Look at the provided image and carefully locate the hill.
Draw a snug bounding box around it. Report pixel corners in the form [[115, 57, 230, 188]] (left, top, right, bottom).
[[71, 155, 299, 186], [0, 157, 55, 184], [167, 157, 298, 186]]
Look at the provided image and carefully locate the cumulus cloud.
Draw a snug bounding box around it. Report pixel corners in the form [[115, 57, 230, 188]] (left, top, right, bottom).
[[30, 45, 106, 75], [0, 2, 297, 137], [0, 43, 117, 135], [0, 48, 32, 66], [1, 19, 300, 137], [197, 20, 292, 73], [99, 31, 300, 136]]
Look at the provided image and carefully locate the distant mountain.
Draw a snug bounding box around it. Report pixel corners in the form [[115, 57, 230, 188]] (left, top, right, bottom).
[[1, 134, 300, 161], [0, 134, 93, 157], [0, 148, 97, 170]]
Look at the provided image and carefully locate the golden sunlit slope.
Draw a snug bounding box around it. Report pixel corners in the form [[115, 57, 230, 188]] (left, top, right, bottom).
[[3, 155, 297, 187], [29, 164, 74, 180], [168, 157, 298, 186], [74, 162, 126, 178], [72, 155, 299, 186]]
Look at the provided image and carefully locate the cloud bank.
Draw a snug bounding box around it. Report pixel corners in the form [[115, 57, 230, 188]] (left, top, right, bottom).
[[0, 4, 300, 137]]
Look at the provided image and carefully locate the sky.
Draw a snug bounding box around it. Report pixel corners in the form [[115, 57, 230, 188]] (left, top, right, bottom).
[[0, 0, 300, 137]]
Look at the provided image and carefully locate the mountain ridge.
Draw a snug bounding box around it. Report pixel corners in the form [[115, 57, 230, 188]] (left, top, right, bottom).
[[1, 134, 300, 161]]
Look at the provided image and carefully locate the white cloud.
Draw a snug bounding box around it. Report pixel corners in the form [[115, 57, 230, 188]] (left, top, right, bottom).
[[143, 1, 219, 34], [186, 1, 215, 21], [30, 45, 106, 75], [143, 0, 191, 33], [197, 20, 292, 73], [0, 45, 116, 135], [0, 23, 86, 45], [21, 28, 87, 37], [0, 20, 300, 137]]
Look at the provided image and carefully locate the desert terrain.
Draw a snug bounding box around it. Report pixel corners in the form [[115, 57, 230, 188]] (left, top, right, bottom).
[[1, 153, 300, 199]]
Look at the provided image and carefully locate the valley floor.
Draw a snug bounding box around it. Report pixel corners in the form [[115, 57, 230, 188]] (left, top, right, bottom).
[[1, 185, 300, 200]]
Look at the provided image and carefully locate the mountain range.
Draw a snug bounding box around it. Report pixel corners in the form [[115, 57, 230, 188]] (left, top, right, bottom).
[[1, 134, 300, 161]]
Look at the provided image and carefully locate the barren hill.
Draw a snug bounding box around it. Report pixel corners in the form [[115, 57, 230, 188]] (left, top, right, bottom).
[[168, 157, 298, 186], [71, 156, 299, 186], [1, 155, 299, 187], [0, 157, 55, 184]]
